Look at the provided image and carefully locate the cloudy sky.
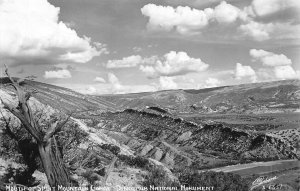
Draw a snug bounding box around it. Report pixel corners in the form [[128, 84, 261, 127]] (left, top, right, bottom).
[[0, 0, 299, 94]]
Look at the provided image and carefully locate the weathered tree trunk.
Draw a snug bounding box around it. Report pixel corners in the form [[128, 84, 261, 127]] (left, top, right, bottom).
[[1, 67, 72, 187], [38, 137, 70, 187]]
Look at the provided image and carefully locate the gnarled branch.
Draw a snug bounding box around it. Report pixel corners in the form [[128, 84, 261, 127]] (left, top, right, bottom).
[[44, 111, 74, 143], [1, 98, 42, 142]]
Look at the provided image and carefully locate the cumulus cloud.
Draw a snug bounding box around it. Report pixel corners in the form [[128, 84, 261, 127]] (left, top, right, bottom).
[[141, 2, 245, 34], [0, 0, 103, 65], [238, 21, 274, 41], [159, 77, 178, 90], [106, 55, 143, 68], [238, 19, 300, 41], [94, 77, 106, 83], [213, 1, 242, 23], [235, 63, 257, 82], [141, 4, 179, 31], [250, 0, 299, 17], [106, 73, 157, 94], [205, 78, 221, 88], [250, 49, 292, 66], [255, 68, 275, 81], [238, 5, 300, 41], [107, 73, 123, 91], [171, 76, 197, 89], [141, 4, 206, 34], [250, 49, 299, 81], [93, 42, 110, 55], [273, 65, 299, 79], [241, 0, 300, 41], [140, 51, 209, 78], [141, 4, 213, 34], [44, 69, 72, 79], [85, 86, 97, 94], [141, 1, 300, 41], [140, 65, 157, 77]]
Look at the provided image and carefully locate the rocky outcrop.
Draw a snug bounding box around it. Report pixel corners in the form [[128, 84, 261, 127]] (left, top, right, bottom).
[[148, 159, 179, 184], [95, 109, 299, 170]]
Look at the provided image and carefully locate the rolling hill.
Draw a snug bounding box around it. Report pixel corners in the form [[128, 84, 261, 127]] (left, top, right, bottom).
[[99, 80, 300, 114], [0, 77, 116, 112]]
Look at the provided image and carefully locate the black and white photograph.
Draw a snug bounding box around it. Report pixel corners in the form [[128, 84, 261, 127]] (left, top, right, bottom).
[[0, 0, 299, 190]]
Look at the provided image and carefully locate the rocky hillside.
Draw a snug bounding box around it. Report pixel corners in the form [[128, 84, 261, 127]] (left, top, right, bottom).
[[0, 87, 151, 189], [83, 109, 299, 170], [0, 77, 116, 112], [100, 80, 300, 114]]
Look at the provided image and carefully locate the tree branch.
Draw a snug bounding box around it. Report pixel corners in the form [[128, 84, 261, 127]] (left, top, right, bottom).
[[1, 97, 42, 142], [2, 67, 43, 141], [44, 111, 74, 142], [4, 65, 32, 106]]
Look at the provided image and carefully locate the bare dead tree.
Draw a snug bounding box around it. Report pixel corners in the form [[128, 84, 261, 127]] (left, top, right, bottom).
[[0, 67, 72, 187]]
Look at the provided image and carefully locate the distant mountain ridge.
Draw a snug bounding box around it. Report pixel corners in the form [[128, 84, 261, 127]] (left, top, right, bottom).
[[99, 80, 300, 114], [1, 78, 299, 115]]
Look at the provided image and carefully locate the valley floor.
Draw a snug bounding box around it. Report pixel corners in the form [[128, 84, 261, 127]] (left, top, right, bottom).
[[206, 159, 299, 176]]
